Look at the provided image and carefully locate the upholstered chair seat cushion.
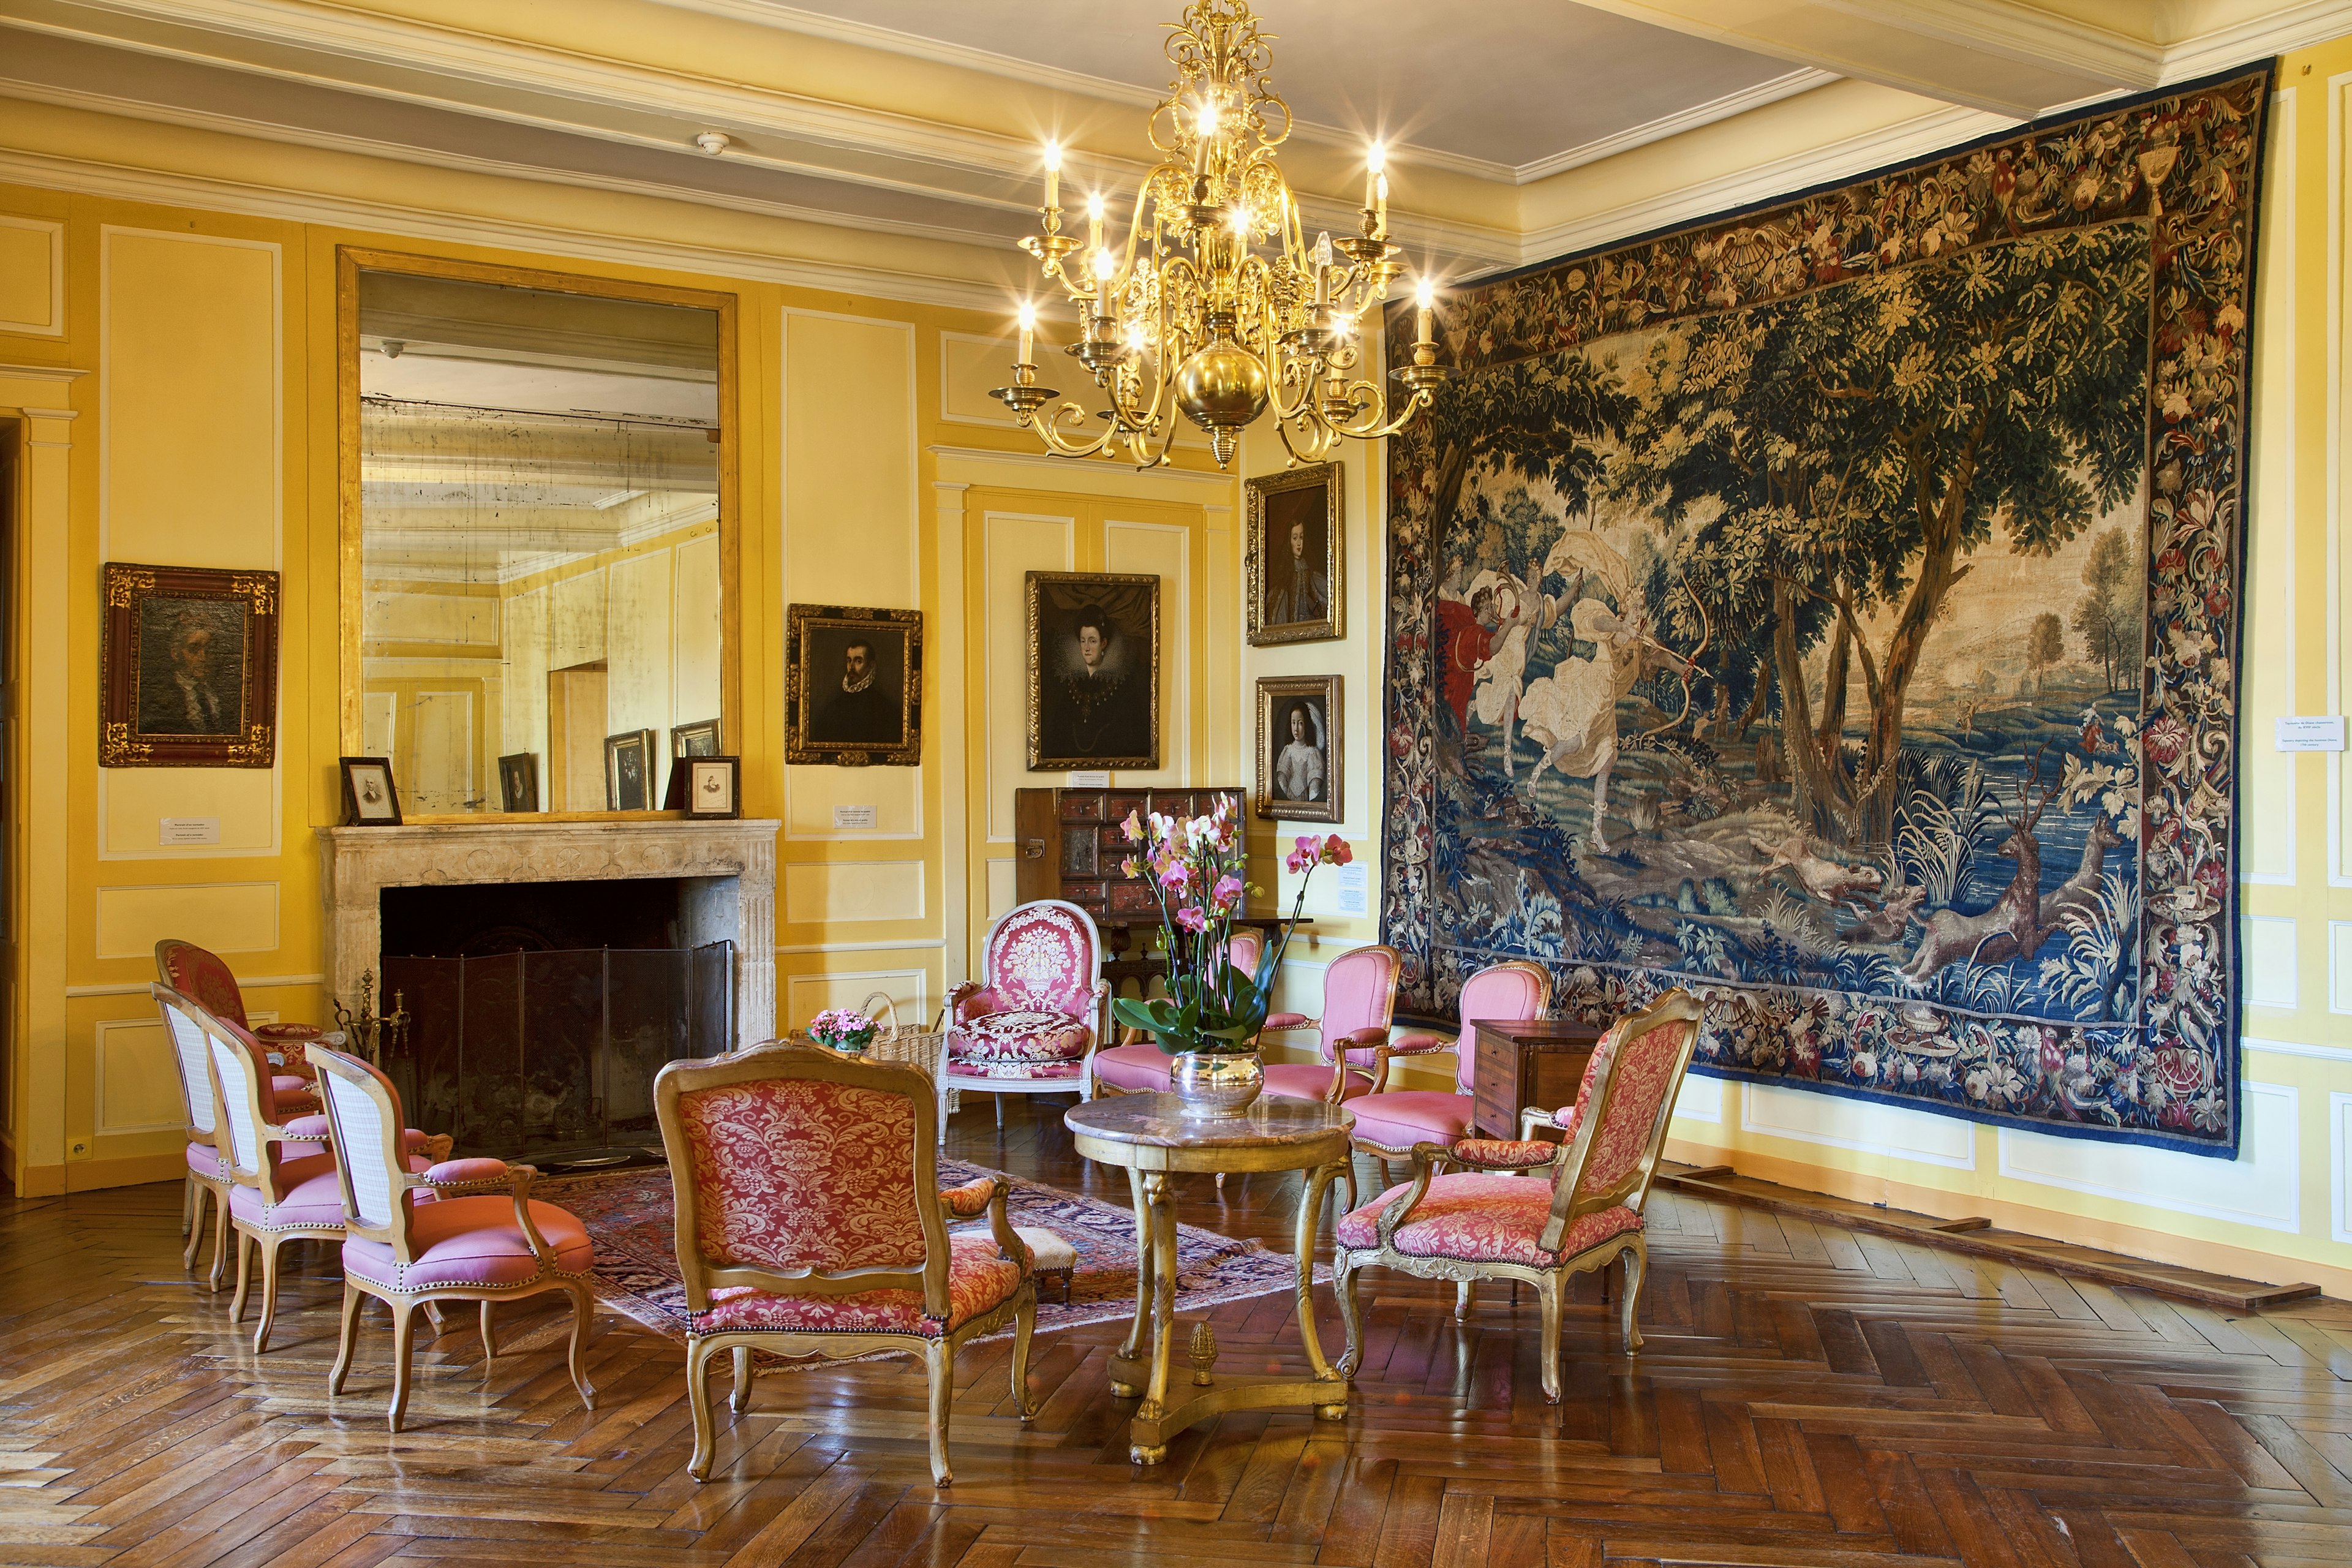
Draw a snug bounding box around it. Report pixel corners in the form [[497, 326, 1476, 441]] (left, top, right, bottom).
[[1262, 1061, 1373, 1103], [690, 1232, 1022, 1337], [941, 1057, 1087, 1082], [342, 1195, 594, 1291], [946, 1010, 1091, 1063], [1089, 1042, 1175, 1093], [271, 1076, 320, 1112], [1346, 1090, 1474, 1150], [230, 1161, 347, 1230], [1335, 1174, 1643, 1267]]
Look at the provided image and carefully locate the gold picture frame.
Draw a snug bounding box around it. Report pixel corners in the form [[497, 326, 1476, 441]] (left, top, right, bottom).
[[1255, 675, 1341, 824], [1026, 571, 1160, 772], [786, 605, 921, 766], [1246, 462, 1343, 645]]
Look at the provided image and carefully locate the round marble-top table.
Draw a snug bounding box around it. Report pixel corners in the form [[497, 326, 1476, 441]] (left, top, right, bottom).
[[1063, 1093, 1355, 1464]]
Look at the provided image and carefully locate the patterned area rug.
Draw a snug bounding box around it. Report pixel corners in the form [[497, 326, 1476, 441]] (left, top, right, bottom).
[[536, 1159, 1313, 1358]]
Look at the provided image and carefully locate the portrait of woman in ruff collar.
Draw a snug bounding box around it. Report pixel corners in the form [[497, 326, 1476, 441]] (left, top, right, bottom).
[[1026, 571, 1160, 771]]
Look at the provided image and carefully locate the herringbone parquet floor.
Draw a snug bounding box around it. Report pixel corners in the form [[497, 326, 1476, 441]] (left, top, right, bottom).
[[6, 1099, 2351, 1568]]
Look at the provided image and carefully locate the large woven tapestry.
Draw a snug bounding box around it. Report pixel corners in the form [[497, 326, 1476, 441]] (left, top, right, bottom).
[[1381, 70, 2269, 1156]]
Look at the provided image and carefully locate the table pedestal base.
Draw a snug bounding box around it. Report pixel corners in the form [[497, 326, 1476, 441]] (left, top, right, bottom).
[[1110, 1159, 1351, 1464]]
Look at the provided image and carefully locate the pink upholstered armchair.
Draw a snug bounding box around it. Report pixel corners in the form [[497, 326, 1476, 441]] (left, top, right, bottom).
[[156, 939, 340, 1114], [1089, 927, 1264, 1096], [1331, 989, 1703, 1403], [154, 982, 322, 1292], [309, 1045, 598, 1432], [202, 1011, 450, 1355], [653, 1042, 1037, 1485], [1347, 961, 1551, 1176], [941, 899, 1109, 1141], [1257, 943, 1402, 1108]]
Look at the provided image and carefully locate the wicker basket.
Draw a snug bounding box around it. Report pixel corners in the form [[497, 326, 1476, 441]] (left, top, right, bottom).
[[822, 991, 948, 1081]]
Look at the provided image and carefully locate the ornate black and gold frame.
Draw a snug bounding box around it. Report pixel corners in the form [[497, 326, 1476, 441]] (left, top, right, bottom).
[[605, 728, 657, 811], [101, 562, 279, 767], [1255, 674, 1341, 824], [786, 605, 922, 767], [1246, 462, 1343, 646], [1027, 571, 1160, 772]]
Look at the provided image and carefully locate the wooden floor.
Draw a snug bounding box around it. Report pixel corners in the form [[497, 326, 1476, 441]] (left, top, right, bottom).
[[7, 1099, 2352, 1568]]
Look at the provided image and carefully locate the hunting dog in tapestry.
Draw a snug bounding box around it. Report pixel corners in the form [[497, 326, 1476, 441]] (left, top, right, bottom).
[[1381, 69, 2267, 1156]]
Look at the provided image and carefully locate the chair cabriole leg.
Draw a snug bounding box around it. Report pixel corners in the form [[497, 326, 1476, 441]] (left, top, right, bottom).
[[1619, 1240, 1646, 1352], [729, 1346, 752, 1414], [330, 1281, 364, 1395], [685, 1338, 718, 1481], [1537, 1276, 1563, 1404], [206, 1193, 231, 1292], [1012, 1285, 1038, 1420], [1333, 1255, 1364, 1379], [924, 1340, 954, 1486], [478, 1299, 497, 1363], [387, 1298, 418, 1431], [252, 1235, 284, 1353], [565, 1283, 597, 1409], [228, 1227, 254, 1324]]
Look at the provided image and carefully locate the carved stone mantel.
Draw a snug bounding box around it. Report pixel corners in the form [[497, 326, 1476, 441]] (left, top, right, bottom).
[[318, 819, 778, 1048]]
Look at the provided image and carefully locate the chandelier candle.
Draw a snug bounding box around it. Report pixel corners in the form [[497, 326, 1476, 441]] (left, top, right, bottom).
[[993, 0, 1450, 469]]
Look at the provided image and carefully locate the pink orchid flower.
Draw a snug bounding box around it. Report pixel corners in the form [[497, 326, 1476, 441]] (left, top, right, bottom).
[[1174, 905, 1208, 933], [1212, 874, 1244, 910], [1121, 809, 1144, 843]]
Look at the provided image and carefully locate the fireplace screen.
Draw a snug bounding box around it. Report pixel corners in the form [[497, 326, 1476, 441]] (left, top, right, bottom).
[[383, 941, 734, 1158]]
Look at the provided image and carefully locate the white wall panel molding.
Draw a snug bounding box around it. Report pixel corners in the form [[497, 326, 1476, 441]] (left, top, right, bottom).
[[92, 1017, 185, 1135], [66, 973, 322, 999], [2242, 914, 2302, 1009], [0, 214, 65, 336], [931, 445, 1238, 494], [2332, 920, 2352, 1013], [1740, 1083, 1978, 1169], [1997, 1082, 2301, 1234], [2246, 87, 2299, 887], [781, 859, 927, 926], [774, 938, 947, 954], [2331, 76, 2351, 887], [1671, 1073, 1725, 1125], [782, 967, 928, 1029], [2247, 1031, 2352, 1065], [980, 509, 1073, 845], [2332, 1091, 2352, 1244]]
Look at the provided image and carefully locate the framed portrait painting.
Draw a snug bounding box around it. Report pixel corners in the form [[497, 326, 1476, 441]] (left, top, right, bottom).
[[1246, 462, 1342, 645], [1027, 571, 1160, 772], [497, 752, 540, 813], [605, 728, 656, 811], [100, 562, 280, 767], [1255, 675, 1341, 824], [786, 605, 921, 766], [671, 718, 722, 758]]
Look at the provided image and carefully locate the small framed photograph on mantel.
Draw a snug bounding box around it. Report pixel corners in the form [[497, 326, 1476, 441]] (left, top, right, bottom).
[[1254, 675, 1341, 824], [339, 757, 403, 827], [497, 752, 540, 813], [684, 756, 742, 820], [605, 728, 657, 812]]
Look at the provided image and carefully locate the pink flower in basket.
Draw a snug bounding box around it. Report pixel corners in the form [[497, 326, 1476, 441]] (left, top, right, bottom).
[[808, 1008, 878, 1050]]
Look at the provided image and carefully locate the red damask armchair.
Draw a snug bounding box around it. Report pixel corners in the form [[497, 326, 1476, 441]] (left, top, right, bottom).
[[940, 899, 1109, 1141], [1331, 989, 1703, 1403], [654, 1043, 1038, 1486]]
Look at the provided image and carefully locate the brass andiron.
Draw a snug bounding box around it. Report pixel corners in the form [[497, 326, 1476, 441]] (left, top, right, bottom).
[[333, 969, 409, 1068]]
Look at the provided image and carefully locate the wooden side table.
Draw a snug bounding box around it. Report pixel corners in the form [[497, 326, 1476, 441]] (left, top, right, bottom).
[[1063, 1094, 1354, 1464], [1471, 1019, 1607, 1138]]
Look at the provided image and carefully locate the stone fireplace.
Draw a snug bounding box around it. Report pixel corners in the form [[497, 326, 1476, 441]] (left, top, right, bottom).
[[317, 818, 777, 1049]]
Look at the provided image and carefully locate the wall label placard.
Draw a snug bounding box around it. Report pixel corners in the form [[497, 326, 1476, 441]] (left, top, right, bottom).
[[2275, 715, 2347, 752], [159, 816, 220, 845], [832, 804, 877, 829], [1067, 771, 1110, 788]]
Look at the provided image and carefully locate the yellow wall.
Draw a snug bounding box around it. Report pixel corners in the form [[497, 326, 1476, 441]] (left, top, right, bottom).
[[0, 174, 1238, 1196]]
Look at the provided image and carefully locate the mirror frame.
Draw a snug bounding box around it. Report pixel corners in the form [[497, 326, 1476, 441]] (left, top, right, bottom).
[[335, 247, 740, 820]]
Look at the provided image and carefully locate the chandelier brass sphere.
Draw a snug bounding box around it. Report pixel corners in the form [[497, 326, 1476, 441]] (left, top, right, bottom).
[[991, 0, 1450, 470]]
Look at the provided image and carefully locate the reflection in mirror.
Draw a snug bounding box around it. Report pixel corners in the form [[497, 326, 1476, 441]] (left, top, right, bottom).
[[356, 268, 723, 813]]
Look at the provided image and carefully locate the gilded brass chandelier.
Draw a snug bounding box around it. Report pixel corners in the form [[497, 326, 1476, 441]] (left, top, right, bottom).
[[991, 0, 1449, 469]]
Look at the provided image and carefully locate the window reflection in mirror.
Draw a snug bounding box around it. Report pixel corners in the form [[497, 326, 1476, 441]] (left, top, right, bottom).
[[354, 265, 725, 814]]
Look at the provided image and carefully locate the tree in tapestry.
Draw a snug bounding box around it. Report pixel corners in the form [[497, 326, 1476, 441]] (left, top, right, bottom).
[[1381, 71, 2266, 1155]]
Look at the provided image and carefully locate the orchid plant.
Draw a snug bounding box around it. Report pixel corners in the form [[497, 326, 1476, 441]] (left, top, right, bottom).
[[1107, 794, 1353, 1055]]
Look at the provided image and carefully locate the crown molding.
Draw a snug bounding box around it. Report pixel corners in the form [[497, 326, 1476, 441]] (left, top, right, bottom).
[[927, 442, 1237, 489], [1507, 101, 2011, 274], [2161, 0, 2352, 82], [0, 146, 1016, 313], [0, 364, 88, 382], [1512, 68, 1838, 183], [1808, 0, 2158, 86]]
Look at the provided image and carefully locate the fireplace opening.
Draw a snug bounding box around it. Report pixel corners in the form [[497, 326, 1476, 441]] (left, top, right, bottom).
[[380, 877, 736, 1163]]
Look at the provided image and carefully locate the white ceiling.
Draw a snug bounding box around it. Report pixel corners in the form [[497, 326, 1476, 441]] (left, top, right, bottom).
[[760, 1, 1812, 174]]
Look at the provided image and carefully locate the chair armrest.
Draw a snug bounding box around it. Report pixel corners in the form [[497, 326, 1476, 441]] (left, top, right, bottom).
[[408, 1157, 530, 1198], [1262, 1011, 1315, 1031], [1368, 1145, 1449, 1247], [1368, 1030, 1446, 1092], [1448, 1137, 1559, 1172], [1343, 1026, 1391, 1049], [979, 1179, 1027, 1273], [937, 1177, 994, 1218], [947, 982, 992, 1021]]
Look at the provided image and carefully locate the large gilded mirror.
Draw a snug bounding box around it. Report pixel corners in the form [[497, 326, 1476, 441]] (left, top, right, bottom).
[[339, 251, 736, 816]]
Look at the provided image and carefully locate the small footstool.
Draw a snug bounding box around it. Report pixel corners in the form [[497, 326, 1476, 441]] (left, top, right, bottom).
[[1011, 1225, 1075, 1303]]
